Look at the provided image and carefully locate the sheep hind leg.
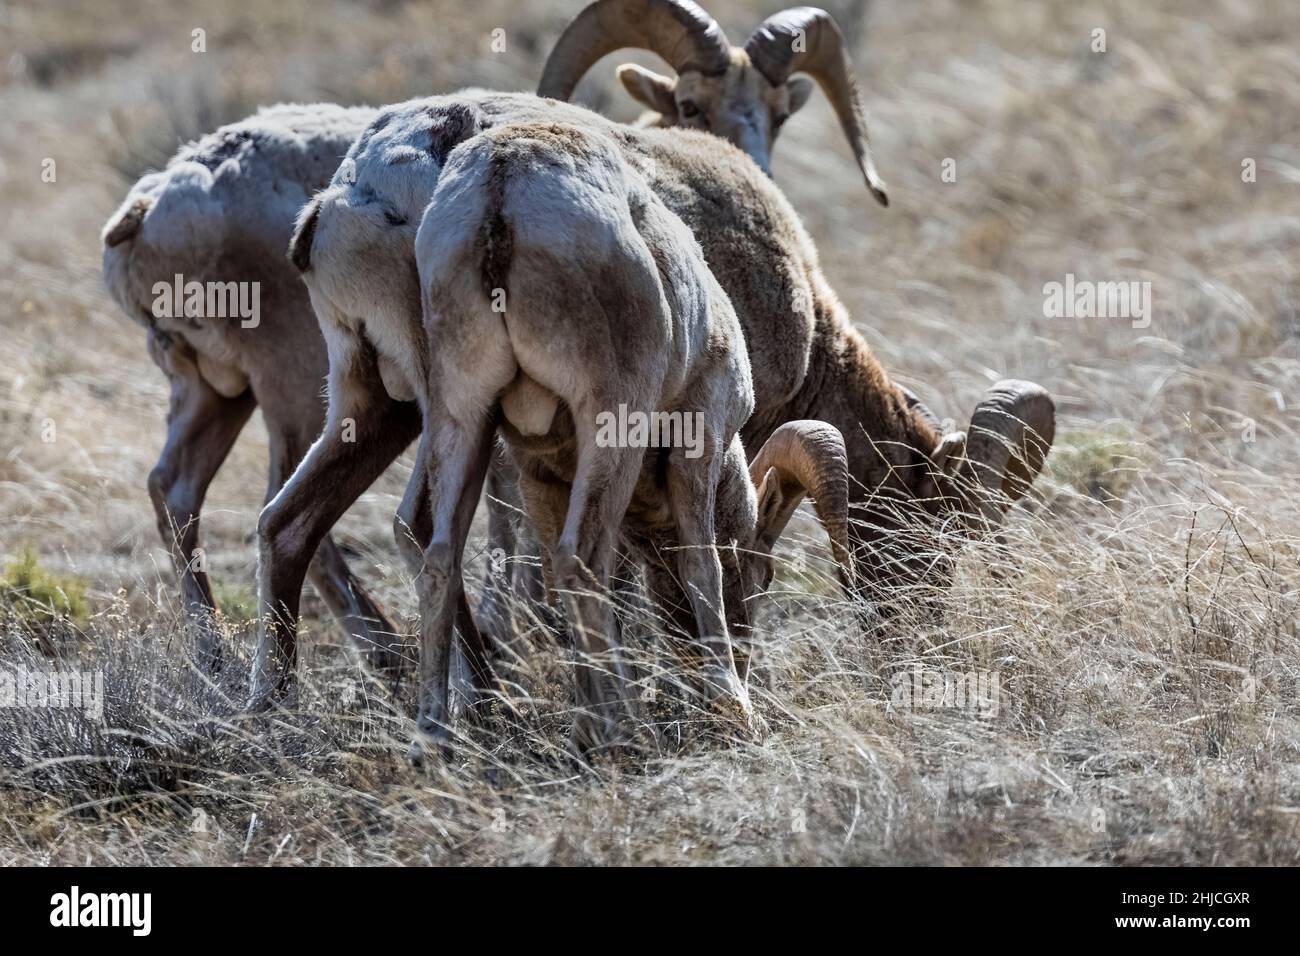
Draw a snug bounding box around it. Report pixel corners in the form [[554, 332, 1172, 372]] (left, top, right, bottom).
[[257, 421, 407, 687], [251, 391, 420, 711], [148, 365, 256, 675], [393, 432, 433, 577], [409, 413, 497, 767], [558, 415, 650, 760], [665, 440, 753, 731], [513, 465, 570, 639], [307, 537, 406, 685], [478, 447, 530, 649], [395, 441, 501, 716]]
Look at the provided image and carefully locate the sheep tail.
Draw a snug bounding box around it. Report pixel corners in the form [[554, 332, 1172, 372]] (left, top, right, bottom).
[[102, 196, 152, 248]]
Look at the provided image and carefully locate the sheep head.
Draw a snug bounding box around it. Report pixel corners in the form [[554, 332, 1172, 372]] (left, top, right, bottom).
[[823, 380, 1055, 606], [538, 0, 887, 203]]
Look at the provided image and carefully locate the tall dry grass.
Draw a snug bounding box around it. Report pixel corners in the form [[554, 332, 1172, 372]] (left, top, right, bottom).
[[0, 0, 1297, 864]]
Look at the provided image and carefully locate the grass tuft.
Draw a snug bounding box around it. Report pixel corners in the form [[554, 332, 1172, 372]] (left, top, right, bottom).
[[0, 546, 89, 634]]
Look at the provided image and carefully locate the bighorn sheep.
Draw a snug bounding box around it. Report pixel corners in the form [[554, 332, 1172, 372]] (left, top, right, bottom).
[[408, 120, 853, 758], [101, 103, 534, 679], [538, 0, 888, 204], [263, 92, 1053, 727], [100, 103, 407, 674]]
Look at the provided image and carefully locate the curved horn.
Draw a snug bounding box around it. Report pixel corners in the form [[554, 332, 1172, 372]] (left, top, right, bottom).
[[749, 420, 853, 583], [538, 0, 732, 101], [744, 7, 888, 206], [960, 380, 1056, 522]]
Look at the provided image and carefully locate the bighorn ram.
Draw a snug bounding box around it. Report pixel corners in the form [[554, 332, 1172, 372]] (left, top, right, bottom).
[[408, 120, 852, 758], [100, 104, 407, 674], [538, 0, 888, 204], [101, 103, 533, 679], [263, 92, 1053, 733]]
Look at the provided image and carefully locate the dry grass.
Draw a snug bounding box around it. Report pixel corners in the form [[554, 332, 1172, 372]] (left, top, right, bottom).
[[1, 0, 1298, 864]]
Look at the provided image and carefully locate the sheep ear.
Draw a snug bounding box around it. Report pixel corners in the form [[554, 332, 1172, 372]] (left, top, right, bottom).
[[931, 430, 967, 476], [617, 63, 679, 118], [103, 197, 152, 248], [288, 198, 322, 273], [786, 76, 815, 116]]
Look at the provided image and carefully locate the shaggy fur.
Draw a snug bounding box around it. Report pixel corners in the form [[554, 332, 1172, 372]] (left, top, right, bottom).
[[103, 102, 374, 422]]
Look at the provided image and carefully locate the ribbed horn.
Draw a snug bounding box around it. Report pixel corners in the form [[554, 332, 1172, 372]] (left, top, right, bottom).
[[538, 0, 732, 101], [961, 379, 1055, 523], [745, 6, 888, 205], [749, 420, 853, 586]]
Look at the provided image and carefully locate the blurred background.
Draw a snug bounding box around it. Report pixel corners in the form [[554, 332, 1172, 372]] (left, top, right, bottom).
[[2, 0, 1297, 596]]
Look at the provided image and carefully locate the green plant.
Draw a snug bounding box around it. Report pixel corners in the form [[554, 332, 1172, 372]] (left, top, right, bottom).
[[0, 546, 89, 630], [213, 581, 258, 625], [1047, 427, 1141, 502]]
